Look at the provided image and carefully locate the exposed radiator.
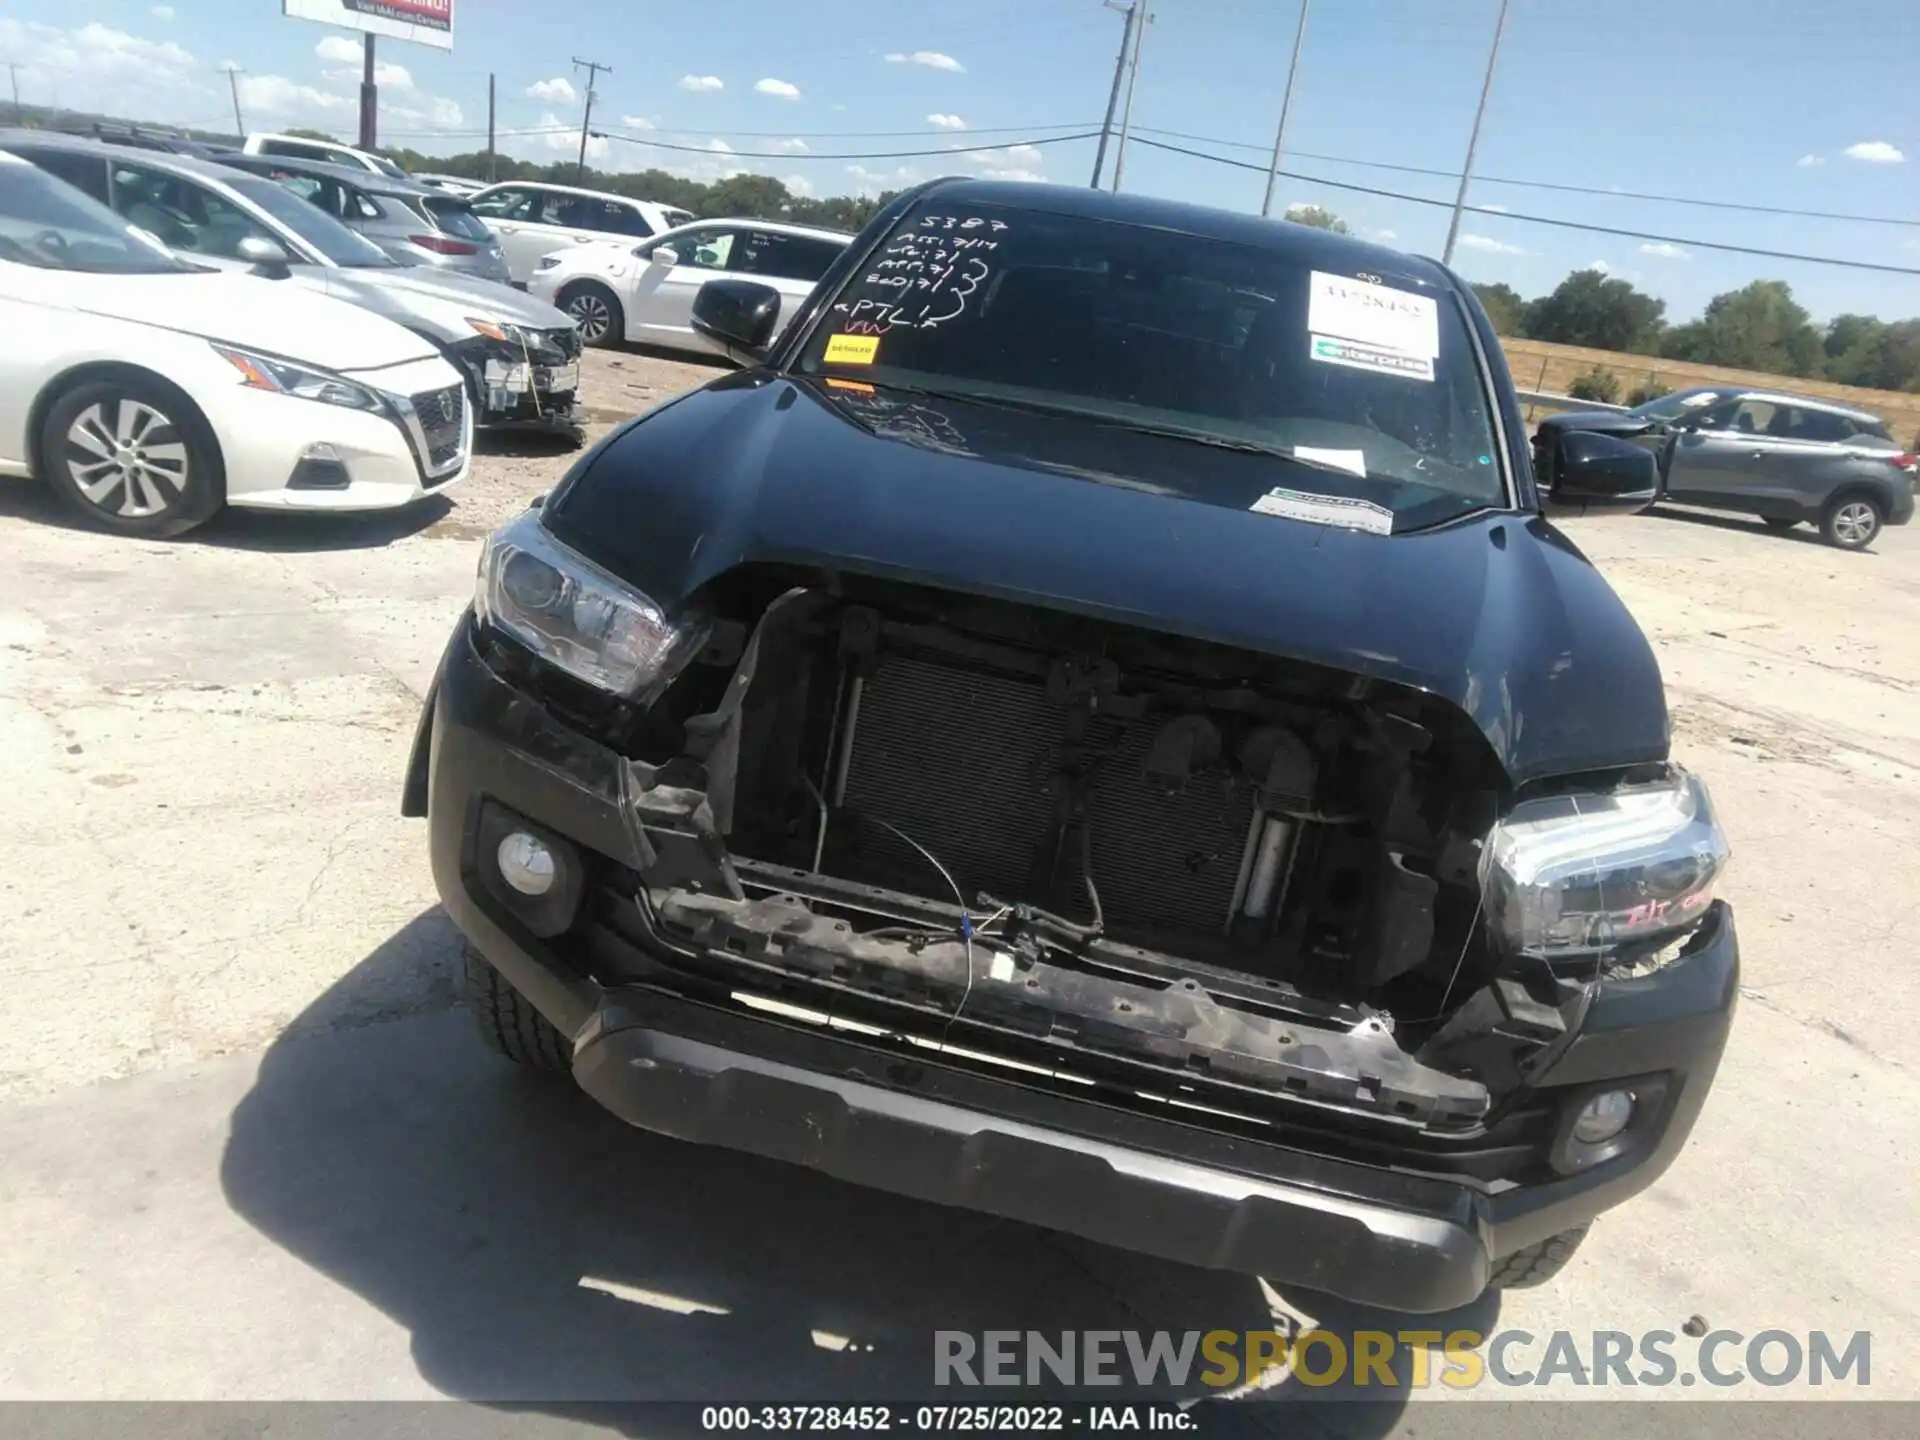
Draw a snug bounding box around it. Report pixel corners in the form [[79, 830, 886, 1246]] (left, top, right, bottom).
[[837, 653, 1256, 938]]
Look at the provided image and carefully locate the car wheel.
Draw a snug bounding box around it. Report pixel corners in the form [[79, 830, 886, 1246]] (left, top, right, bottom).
[[462, 947, 573, 1073], [39, 377, 223, 538], [1820, 495, 1882, 550], [561, 283, 623, 348], [1762, 517, 1800, 533], [1488, 1224, 1589, 1290]]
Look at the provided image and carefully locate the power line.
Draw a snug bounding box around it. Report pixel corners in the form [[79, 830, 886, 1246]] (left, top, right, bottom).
[[590, 128, 1102, 162], [1135, 125, 1920, 229], [1128, 135, 1920, 276], [380, 119, 1102, 142]]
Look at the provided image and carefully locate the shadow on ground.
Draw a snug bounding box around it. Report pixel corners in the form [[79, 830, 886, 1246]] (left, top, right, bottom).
[[220, 909, 1496, 1433], [1645, 504, 1854, 551]]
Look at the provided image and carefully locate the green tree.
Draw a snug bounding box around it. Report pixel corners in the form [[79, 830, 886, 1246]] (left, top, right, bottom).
[[1661, 280, 1821, 377], [1524, 269, 1666, 354], [1284, 204, 1348, 234], [1471, 281, 1529, 336], [1567, 366, 1622, 404], [1825, 317, 1920, 391]]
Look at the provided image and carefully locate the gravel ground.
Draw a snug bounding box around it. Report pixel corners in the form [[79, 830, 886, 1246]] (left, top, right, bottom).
[[1, 347, 1917, 1411]]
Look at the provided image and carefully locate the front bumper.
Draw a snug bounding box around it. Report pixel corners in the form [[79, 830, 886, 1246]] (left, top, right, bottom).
[[447, 331, 583, 427], [411, 620, 1739, 1311]]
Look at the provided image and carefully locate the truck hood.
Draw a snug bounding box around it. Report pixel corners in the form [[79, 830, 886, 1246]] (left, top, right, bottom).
[[544, 376, 1670, 786], [69, 269, 438, 373], [314, 265, 571, 336]]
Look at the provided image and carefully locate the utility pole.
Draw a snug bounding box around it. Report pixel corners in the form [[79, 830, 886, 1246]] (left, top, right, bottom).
[[1442, 0, 1512, 266], [358, 33, 378, 151], [486, 73, 497, 181], [572, 56, 611, 183], [7, 63, 23, 127], [222, 65, 245, 138], [1089, 1, 1138, 188], [1260, 1, 1311, 218], [1110, 2, 1151, 192]]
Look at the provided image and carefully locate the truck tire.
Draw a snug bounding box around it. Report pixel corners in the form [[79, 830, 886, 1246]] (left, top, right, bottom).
[[1488, 1224, 1590, 1289], [462, 947, 573, 1072]]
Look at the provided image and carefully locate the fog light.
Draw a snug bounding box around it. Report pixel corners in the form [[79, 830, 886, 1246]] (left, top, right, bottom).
[[1572, 1089, 1636, 1145], [496, 831, 556, 896]]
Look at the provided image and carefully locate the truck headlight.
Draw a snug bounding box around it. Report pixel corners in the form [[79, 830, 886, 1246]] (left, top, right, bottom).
[[475, 509, 708, 701], [1480, 767, 1730, 963]]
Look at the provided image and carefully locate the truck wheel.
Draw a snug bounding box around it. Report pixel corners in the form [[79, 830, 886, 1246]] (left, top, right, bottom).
[[1820, 495, 1882, 550], [462, 947, 573, 1072], [1488, 1224, 1589, 1289]]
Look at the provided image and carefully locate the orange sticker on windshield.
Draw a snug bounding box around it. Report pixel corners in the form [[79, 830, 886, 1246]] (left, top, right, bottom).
[[826, 378, 876, 393], [824, 333, 880, 365]]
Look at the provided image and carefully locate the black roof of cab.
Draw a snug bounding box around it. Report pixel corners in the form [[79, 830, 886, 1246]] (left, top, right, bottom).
[[907, 177, 1457, 289]]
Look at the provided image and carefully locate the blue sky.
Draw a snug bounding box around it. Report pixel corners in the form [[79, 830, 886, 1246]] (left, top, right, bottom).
[[4, 0, 1917, 324]]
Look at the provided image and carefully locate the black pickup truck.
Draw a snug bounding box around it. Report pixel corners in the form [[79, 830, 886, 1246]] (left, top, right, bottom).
[[403, 179, 1736, 1312]]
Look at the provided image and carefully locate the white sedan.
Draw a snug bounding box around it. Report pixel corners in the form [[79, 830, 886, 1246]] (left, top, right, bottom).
[[527, 218, 851, 355], [0, 150, 470, 538]]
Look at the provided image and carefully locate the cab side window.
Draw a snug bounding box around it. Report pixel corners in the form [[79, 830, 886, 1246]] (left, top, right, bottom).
[[471, 187, 541, 221], [24, 150, 111, 204], [737, 231, 844, 282]]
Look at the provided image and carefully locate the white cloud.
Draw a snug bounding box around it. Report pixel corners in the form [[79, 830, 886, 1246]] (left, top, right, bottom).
[[151, 5, 175, 19], [707, 139, 735, 154], [1638, 241, 1690, 260], [1796, 153, 1825, 167], [374, 61, 412, 90], [774, 137, 809, 153], [1367, 228, 1398, 241], [885, 51, 964, 72], [926, 113, 967, 130], [784, 173, 816, 197], [846, 162, 930, 196], [1455, 233, 1527, 255], [679, 74, 724, 92], [755, 77, 801, 100], [315, 35, 358, 64], [962, 142, 1045, 184], [1843, 140, 1904, 163], [618, 114, 655, 131], [1478, 203, 1509, 213], [16, 21, 199, 80], [1581, 260, 1610, 273], [531, 111, 604, 159], [237, 72, 353, 119], [525, 76, 576, 104]]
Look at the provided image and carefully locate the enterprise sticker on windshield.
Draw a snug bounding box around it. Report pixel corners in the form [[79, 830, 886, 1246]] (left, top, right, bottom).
[[824, 333, 880, 365], [1309, 334, 1435, 383], [1251, 487, 1394, 535]]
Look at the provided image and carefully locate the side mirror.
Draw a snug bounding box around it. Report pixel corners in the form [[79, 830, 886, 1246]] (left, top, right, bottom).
[[1539, 429, 1659, 518], [648, 244, 679, 268], [691, 278, 782, 359], [236, 235, 291, 277]]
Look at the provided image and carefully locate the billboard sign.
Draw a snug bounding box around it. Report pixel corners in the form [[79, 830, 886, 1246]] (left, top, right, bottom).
[[283, 0, 454, 52]]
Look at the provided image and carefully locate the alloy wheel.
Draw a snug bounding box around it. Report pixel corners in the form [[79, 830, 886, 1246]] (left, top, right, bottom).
[[64, 399, 188, 519], [1831, 501, 1879, 548], [568, 292, 612, 344]]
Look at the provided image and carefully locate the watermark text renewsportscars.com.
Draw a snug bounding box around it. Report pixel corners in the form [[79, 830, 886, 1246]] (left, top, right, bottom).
[[934, 1329, 1872, 1390]]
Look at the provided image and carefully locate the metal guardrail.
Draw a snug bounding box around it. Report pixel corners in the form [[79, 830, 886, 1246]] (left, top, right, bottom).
[[1514, 388, 1632, 416]]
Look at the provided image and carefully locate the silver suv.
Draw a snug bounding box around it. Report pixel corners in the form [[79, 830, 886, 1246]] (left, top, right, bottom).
[[217, 153, 510, 285], [1538, 386, 1916, 550]]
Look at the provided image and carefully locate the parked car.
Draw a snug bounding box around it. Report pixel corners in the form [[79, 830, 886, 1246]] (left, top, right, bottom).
[[468, 181, 695, 284], [2, 132, 582, 429], [242, 132, 405, 179], [527, 219, 852, 353], [73, 123, 240, 160], [0, 149, 468, 537], [413, 173, 488, 199], [1537, 385, 1915, 549], [217, 153, 511, 285], [406, 179, 1737, 1312]]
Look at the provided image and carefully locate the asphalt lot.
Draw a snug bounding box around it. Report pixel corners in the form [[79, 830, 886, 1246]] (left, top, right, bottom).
[[2, 346, 1917, 1425]]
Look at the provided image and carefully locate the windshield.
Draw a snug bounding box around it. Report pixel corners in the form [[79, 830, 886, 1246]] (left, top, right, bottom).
[[368, 154, 407, 179], [1627, 388, 1725, 421], [797, 200, 1506, 525], [0, 160, 192, 274], [225, 174, 395, 267], [421, 195, 491, 240]]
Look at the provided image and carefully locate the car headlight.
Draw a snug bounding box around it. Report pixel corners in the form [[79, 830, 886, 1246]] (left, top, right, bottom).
[[212, 345, 382, 410], [475, 509, 709, 701], [535, 255, 563, 271], [467, 317, 528, 344], [1479, 767, 1730, 964]]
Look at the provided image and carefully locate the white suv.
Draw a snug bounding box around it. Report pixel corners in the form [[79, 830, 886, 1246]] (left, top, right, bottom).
[[243, 133, 407, 179], [468, 181, 694, 284]]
